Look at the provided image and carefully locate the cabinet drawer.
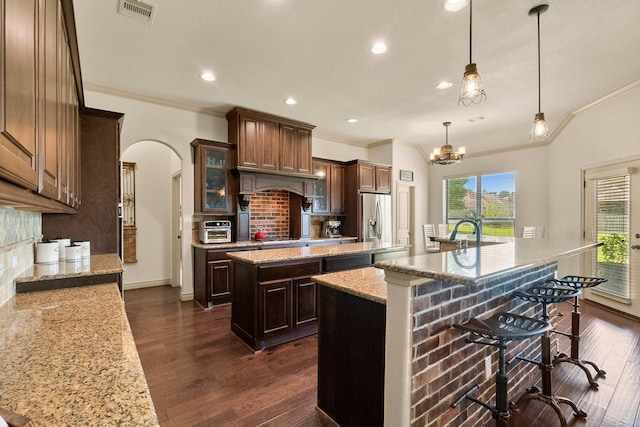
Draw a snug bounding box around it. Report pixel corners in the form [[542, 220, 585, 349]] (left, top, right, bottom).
[[207, 248, 250, 261], [258, 260, 321, 283], [322, 253, 372, 273]]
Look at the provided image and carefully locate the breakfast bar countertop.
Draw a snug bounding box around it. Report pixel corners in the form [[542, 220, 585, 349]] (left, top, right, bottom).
[[0, 283, 158, 426], [375, 238, 601, 286], [227, 241, 409, 264]]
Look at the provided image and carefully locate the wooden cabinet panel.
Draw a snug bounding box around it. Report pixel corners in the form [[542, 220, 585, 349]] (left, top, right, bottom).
[[330, 163, 345, 214], [280, 124, 296, 173], [260, 119, 279, 170], [294, 279, 317, 326], [207, 259, 231, 299], [0, 0, 39, 190], [238, 115, 259, 168], [375, 165, 391, 194], [358, 163, 375, 192], [261, 280, 292, 335], [296, 127, 312, 174]]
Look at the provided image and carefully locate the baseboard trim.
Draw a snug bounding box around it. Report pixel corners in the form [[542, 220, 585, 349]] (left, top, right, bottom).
[[123, 279, 170, 291], [179, 292, 194, 302]]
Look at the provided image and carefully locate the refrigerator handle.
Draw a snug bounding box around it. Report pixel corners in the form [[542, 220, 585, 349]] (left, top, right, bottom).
[[376, 201, 383, 240]]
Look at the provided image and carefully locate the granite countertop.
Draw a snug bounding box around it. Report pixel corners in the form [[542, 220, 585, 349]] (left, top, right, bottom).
[[227, 241, 409, 264], [191, 236, 357, 250], [0, 283, 158, 426], [312, 267, 388, 304], [15, 253, 123, 283], [375, 238, 601, 286]]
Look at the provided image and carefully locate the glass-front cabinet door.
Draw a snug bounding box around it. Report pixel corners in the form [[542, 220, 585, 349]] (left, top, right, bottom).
[[192, 139, 232, 214], [313, 161, 329, 213], [205, 149, 228, 211]]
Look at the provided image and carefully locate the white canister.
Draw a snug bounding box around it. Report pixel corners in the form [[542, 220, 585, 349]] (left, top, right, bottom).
[[74, 241, 91, 259], [35, 242, 59, 264], [65, 245, 83, 262], [51, 238, 71, 261]]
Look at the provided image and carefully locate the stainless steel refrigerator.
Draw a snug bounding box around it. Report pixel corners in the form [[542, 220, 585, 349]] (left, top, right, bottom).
[[361, 193, 392, 244]]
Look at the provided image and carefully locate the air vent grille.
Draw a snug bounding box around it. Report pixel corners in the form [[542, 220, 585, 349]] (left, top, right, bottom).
[[118, 0, 157, 23]]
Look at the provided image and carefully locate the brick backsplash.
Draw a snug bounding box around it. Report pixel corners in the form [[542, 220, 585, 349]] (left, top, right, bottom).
[[410, 264, 558, 427], [250, 190, 290, 239]]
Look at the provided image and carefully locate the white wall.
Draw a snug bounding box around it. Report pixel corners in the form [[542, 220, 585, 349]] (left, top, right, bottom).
[[549, 84, 640, 240], [312, 135, 368, 160], [121, 141, 179, 287], [84, 91, 227, 299], [388, 141, 430, 255], [428, 145, 550, 238]]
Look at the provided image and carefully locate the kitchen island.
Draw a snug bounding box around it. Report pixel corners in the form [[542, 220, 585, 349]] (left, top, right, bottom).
[[0, 283, 158, 426], [312, 238, 600, 427], [227, 241, 408, 351]]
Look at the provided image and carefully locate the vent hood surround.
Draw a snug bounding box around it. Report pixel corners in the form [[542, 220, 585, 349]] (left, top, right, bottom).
[[234, 168, 318, 210]]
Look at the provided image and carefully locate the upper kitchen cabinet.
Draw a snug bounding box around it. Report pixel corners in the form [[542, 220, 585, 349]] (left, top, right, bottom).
[[0, 0, 39, 191], [192, 139, 236, 214], [0, 0, 82, 213], [226, 107, 315, 177], [312, 159, 345, 215], [345, 160, 391, 194]]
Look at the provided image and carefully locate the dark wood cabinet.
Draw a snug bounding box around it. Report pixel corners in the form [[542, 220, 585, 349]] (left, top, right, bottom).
[[194, 247, 244, 308], [42, 108, 123, 254], [227, 107, 315, 177], [312, 159, 345, 214], [207, 259, 232, 300], [230, 248, 391, 351], [192, 139, 235, 214], [0, 0, 81, 213], [346, 160, 391, 195]]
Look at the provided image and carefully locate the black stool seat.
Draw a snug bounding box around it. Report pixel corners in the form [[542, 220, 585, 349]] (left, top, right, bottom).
[[513, 283, 581, 306], [452, 312, 549, 427], [510, 282, 586, 427], [455, 312, 550, 341], [548, 275, 608, 388], [550, 275, 608, 289]]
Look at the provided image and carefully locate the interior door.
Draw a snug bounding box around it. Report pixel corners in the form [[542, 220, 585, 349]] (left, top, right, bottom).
[[171, 172, 182, 288], [396, 182, 413, 253], [583, 159, 640, 317]]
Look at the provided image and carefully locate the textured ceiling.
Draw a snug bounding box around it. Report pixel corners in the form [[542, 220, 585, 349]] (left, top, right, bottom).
[[72, 0, 640, 155]]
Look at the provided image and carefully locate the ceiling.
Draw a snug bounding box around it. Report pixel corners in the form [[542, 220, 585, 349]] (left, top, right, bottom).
[[72, 0, 640, 155]]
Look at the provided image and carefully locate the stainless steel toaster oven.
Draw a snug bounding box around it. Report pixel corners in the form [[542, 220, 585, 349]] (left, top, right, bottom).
[[198, 220, 232, 244]]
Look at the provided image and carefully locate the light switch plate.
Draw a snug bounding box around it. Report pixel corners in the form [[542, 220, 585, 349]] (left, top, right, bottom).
[[484, 356, 492, 380]]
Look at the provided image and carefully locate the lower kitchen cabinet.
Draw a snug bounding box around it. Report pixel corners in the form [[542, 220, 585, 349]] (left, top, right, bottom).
[[194, 247, 245, 308], [230, 251, 386, 351]]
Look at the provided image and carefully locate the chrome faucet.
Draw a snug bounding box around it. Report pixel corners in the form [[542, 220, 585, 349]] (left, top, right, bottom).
[[450, 219, 481, 248]]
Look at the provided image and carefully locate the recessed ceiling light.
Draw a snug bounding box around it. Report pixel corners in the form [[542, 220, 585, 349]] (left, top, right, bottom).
[[436, 81, 454, 89], [200, 71, 215, 82], [371, 42, 388, 55], [284, 98, 297, 105], [467, 116, 487, 123], [442, 0, 469, 12], [347, 118, 358, 123]]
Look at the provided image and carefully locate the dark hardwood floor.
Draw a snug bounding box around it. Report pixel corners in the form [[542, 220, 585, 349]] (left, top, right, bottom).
[[125, 285, 640, 427]]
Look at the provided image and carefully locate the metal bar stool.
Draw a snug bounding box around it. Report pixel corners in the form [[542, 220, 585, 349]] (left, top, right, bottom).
[[510, 283, 587, 427], [451, 312, 550, 427], [549, 275, 608, 389]]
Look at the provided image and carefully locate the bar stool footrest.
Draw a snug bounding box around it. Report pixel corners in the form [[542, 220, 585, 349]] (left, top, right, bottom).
[[510, 387, 587, 427], [553, 354, 606, 389]]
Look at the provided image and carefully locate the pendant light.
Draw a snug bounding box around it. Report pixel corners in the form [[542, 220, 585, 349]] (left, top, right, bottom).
[[458, 0, 486, 106], [529, 4, 550, 142], [430, 122, 465, 165]]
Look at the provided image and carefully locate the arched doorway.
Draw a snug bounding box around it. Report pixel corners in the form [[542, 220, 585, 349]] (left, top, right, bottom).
[[121, 140, 182, 291]]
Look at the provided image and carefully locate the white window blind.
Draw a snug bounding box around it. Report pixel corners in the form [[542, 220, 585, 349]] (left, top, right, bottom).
[[585, 174, 630, 298]]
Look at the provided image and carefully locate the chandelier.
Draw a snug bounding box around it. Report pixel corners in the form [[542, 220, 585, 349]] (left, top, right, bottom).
[[529, 4, 550, 142], [430, 122, 465, 165], [458, 0, 486, 106]]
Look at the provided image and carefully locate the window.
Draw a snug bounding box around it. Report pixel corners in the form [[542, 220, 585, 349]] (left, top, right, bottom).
[[442, 172, 516, 236]]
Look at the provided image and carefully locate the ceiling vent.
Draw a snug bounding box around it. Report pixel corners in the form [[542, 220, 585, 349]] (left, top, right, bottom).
[[118, 0, 157, 24]]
